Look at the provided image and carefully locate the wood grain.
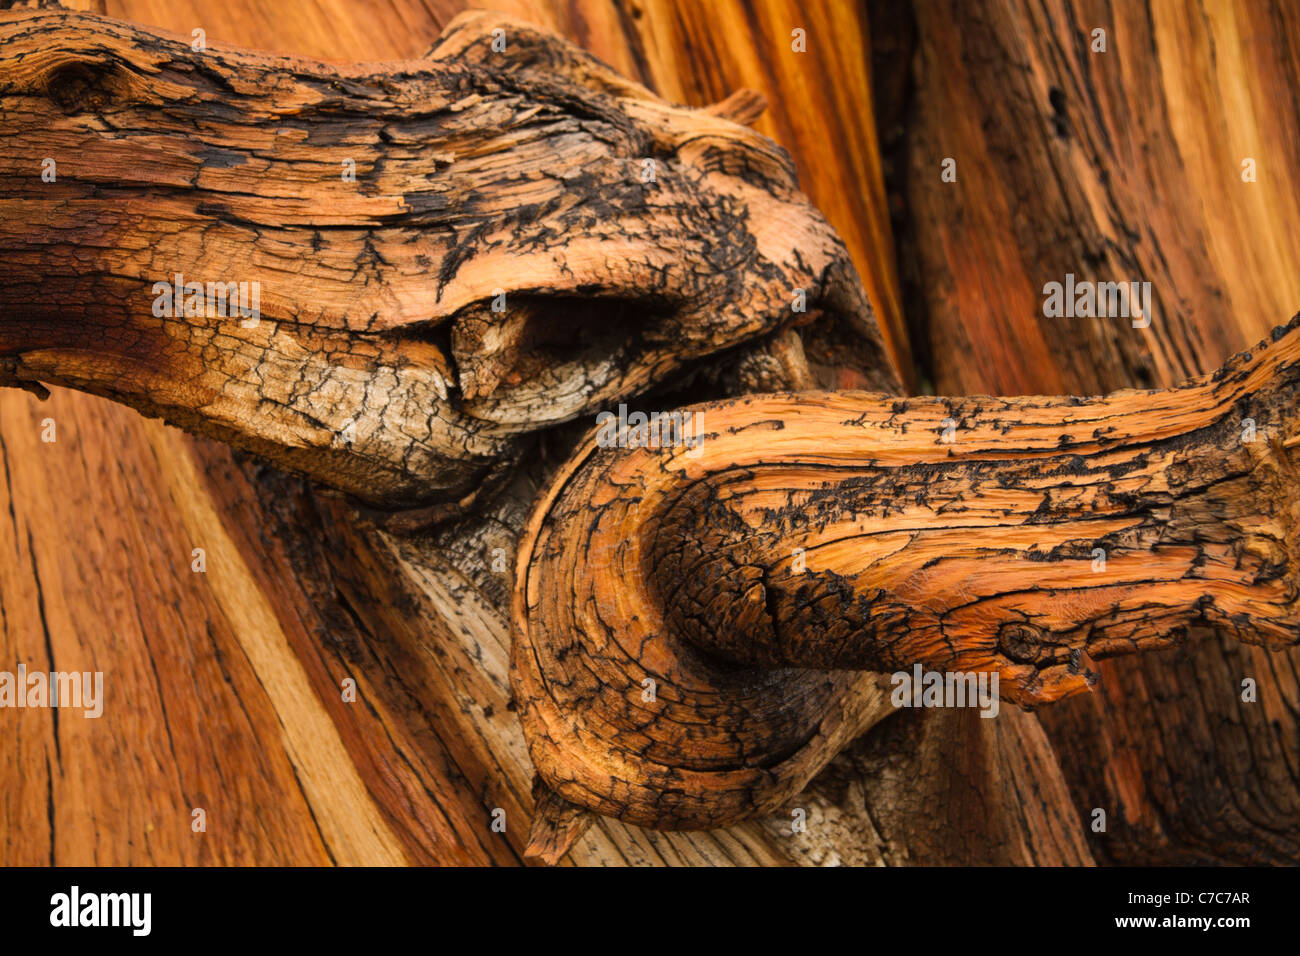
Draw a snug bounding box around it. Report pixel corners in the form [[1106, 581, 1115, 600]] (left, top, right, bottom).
[[0, 0, 913, 866], [514, 319, 1300, 830], [876, 0, 1300, 863], [1, 5, 898, 508], [9, 0, 1291, 868]]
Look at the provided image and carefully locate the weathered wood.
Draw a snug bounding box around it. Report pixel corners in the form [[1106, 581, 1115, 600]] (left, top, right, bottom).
[[875, 0, 1300, 865], [1, 0, 922, 867], [514, 319, 1300, 830], [0, 6, 893, 512], [20, 0, 1283, 869]]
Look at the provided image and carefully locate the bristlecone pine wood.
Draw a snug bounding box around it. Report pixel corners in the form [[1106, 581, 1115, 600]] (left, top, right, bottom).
[[0, 5, 894, 512], [2, 0, 1299, 868], [0, 0, 903, 867], [515, 320, 1300, 833], [870, 0, 1300, 865]]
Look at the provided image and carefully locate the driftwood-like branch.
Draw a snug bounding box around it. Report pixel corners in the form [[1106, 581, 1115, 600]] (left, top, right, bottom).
[[512, 319, 1300, 831], [7, 3, 1296, 865], [0, 7, 895, 510], [0, 4, 906, 868]]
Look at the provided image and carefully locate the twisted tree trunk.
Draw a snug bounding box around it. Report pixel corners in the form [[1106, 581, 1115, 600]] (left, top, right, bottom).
[[514, 320, 1300, 835]]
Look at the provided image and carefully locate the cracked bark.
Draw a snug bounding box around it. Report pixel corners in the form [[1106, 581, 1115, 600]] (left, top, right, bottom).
[[514, 320, 1300, 832], [0, 1, 909, 867], [6, 0, 1292, 868], [0, 6, 892, 512], [872, 0, 1300, 864]]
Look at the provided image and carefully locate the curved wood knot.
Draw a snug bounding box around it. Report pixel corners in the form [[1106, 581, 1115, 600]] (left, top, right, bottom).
[[512, 317, 1300, 831]]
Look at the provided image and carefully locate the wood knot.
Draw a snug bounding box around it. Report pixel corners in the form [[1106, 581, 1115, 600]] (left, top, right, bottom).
[[998, 622, 1044, 662], [45, 62, 118, 114]]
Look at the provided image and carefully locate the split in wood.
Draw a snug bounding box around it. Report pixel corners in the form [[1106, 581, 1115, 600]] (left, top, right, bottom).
[[512, 318, 1300, 838]]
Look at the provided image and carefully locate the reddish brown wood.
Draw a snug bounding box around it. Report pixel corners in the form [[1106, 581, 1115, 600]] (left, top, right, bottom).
[[513, 319, 1300, 832], [0, 1, 905, 867], [0, 6, 894, 511], [874, 0, 1300, 865]]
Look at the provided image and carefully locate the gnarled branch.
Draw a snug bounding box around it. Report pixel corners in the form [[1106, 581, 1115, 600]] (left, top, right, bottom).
[[0, 7, 894, 509], [512, 319, 1300, 830]]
